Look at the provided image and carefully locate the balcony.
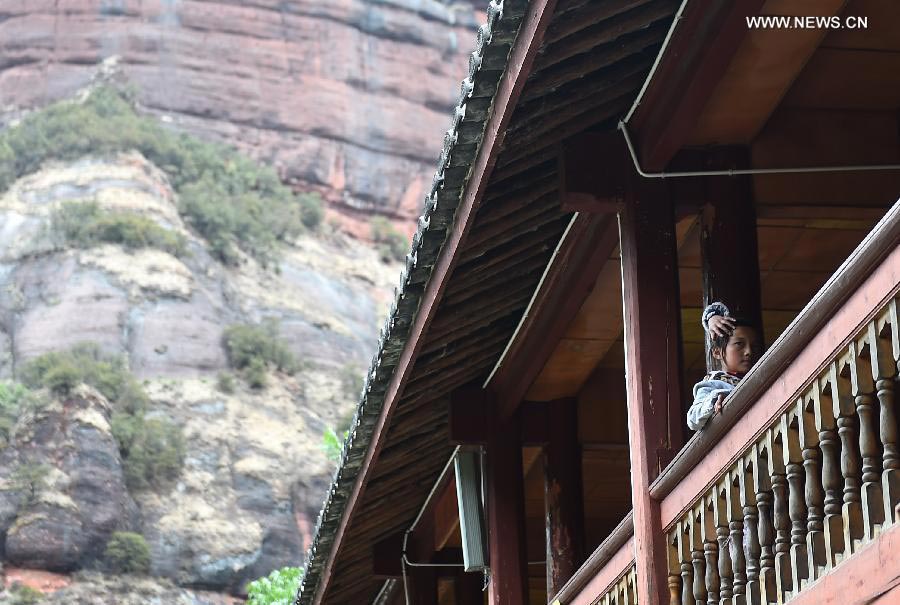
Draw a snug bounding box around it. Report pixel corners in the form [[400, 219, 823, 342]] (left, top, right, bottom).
[[554, 203, 900, 605]]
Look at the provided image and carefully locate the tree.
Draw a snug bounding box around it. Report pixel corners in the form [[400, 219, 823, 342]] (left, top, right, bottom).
[[246, 566, 303, 605], [10, 463, 51, 507]]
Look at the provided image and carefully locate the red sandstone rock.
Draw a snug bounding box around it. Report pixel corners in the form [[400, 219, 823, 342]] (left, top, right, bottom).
[[0, 0, 480, 225]]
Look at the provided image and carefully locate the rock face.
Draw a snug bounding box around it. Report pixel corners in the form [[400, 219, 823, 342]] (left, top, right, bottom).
[[0, 155, 399, 592], [0, 0, 480, 227], [15, 571, 244, 605], [0, 386, 139, 571]]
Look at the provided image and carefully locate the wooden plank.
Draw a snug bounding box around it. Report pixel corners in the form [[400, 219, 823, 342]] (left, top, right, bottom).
[[782, 47, 900, 111], [309, 0, 560, 599], [489, 213, 620, 419], [629, 0, 766, 170], [544, 398, 586, 599], [525, 338, 618, 401], [619, 177, 685, 605], [751, 108, 900, 208], [687, 0, 847, 145]]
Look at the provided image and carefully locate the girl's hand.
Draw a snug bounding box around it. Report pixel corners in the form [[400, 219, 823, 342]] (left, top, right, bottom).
[[707, 314, 736, 339], [714, 394, 726, 414]]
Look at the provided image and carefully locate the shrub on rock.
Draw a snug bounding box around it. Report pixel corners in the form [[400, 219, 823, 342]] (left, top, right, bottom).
[[104, 531, 151, 574]]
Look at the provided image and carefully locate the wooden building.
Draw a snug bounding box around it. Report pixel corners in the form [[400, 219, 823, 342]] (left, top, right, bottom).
[[296, 1, 900, 604]]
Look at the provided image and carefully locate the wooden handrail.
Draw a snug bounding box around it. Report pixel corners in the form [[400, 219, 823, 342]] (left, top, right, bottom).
[[651, 199, 900, 500], [550, 512, 633, 604]]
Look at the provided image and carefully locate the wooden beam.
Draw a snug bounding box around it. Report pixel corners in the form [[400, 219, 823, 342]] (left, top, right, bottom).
[[455, 568, 486, 605], [410, 492, 439, 605], [700, 147, 765, 367], [309, 0, 560, 599], [450, 396, 551, 446], [559, 132, 628, 213], [619, 176, 685, 605], [544, 398, 585, 599], [485, 397, 529, 605], [629, 0, 765, 171], [489, 212, 620, 419]]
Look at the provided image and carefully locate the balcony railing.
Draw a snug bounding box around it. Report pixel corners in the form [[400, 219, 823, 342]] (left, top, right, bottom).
[[664, 290, 900, 604]]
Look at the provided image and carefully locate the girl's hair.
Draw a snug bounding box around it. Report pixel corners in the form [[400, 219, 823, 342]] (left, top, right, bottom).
[[708, 317, 759, 371]]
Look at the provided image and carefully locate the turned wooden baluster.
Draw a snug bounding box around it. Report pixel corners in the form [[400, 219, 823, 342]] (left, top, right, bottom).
[[753, 440, 776, 604], [690, 506, 707, 605], [701, 493, 720, 605], [766, 425, 791, 603], [625, 567, 637, 605], [815, 369, 844, 568], [848, 342, 885, 540], [678, 521, 694, 605], [738, 455, 761, 605], [668, 530, 682, 605], [830, 358, 865, 554], [871, 305, 900, 523], [727, 470, 747, 604], [797, 389, 826, 580], [714, 481, 733, 604], [780, 412, 809, 594]]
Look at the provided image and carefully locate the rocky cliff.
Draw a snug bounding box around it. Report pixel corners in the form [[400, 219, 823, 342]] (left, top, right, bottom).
[[0, 0, 481, 231], [0, 153, 400, 596]]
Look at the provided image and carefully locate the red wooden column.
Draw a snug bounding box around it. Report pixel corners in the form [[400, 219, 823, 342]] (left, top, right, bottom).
[[619, 177, 685, 605], [409, 508, 439, 605], [485, 394, 529, 605], [544, 397, 585, 598], [701, 148, 764, 357]]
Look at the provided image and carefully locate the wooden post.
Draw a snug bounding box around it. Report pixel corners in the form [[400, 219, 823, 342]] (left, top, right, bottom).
[[409, 503, 439, 605], [485, 396, 529, 605], [544, 397, 585, 599], [619, 177, 685, 605], [700, 148, 764, 366]]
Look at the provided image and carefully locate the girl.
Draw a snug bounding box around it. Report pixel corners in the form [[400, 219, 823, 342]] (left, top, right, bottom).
[[687, 302, 761, 431]]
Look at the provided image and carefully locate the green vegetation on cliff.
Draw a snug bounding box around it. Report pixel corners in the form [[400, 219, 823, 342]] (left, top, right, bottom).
[[0, 86, 323, 265], [0, 381, 44, 447], [369, 216, 408, 263], [104, 531, 152, 574], [21, 344, 184, 491], [52, 201, 187, 257], [223, 321, 297, 388]]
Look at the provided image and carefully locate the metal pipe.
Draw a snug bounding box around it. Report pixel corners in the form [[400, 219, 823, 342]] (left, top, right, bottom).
[[623, 0, 690, 124], [396, 445, 462, 605], [619, 120, 900, 178]]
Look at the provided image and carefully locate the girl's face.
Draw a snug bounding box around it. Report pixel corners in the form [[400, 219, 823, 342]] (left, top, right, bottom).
[[714, 326, 759, 376]]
